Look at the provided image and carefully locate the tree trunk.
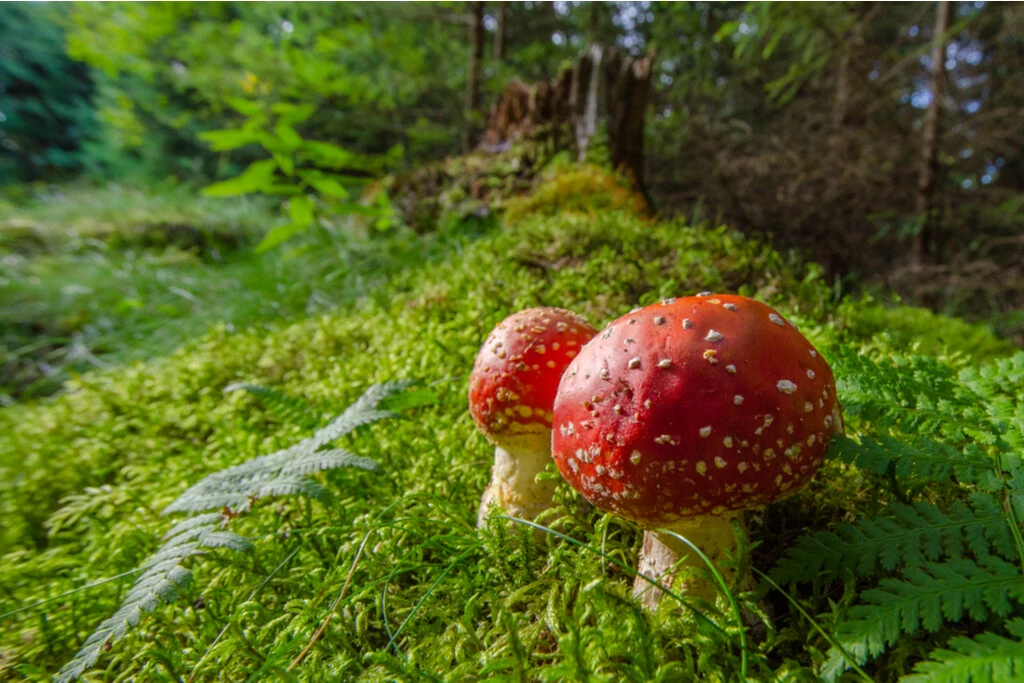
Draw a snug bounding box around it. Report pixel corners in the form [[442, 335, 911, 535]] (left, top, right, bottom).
[[914, 1, 950, 273], [478, 45, 654, 195], [494, 2, 506, 62], [605, 48, 654, 193], [464, 2, 485, 153]]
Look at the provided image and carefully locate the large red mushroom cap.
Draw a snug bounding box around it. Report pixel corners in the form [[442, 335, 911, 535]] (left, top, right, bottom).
[[470, 307, 598, 453], [551, 294, 842, 527]]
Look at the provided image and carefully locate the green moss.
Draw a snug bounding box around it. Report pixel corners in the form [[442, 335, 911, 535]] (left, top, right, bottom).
[[0, 173, 1017, 681]]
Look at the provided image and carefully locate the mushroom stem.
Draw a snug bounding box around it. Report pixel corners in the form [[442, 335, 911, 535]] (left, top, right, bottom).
[[477, 442, 557, 527], [632, 513, 750, 610]]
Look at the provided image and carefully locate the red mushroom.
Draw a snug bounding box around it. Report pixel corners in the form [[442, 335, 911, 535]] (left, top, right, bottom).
[[551, 294, 842, 607], [470, 307, 598, 526]]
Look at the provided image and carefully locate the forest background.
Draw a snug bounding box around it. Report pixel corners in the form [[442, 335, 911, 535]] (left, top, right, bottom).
[[3, 1, 1020, 348]]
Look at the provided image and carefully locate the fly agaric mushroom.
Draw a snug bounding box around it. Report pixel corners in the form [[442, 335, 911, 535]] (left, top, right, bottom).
[[551, 294, 842, 608], [470, 307, 598, 526]]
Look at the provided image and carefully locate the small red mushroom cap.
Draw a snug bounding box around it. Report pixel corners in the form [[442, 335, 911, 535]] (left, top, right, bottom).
[[551, 294, 843, 527], [470, 307, 598, 452]]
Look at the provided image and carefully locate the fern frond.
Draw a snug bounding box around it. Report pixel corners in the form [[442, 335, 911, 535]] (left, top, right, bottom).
[[54, 518, 241, 683], [772, 495, 1015, 584], [901, 618, 1024, 683], [57, 382, 411, 682], [163, 381, 408, 514], [821, 556, 1024, 681], [279, 448, 379, 477], [828, 434, 1003, 490], [833, 350, 992, 446], [224, 382, 323, 429]]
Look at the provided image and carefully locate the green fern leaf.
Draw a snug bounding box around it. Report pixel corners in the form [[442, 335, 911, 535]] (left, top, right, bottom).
[[828, 433, 1002, 490], [163, 381, 408, 514], [821, 556, 1024, 681], [54, 517, 244, 683], [771, 496, 1014, 584], [56, 382, 412, 682], [901, 619, 1024, 683], [224, 382, 323, 429]]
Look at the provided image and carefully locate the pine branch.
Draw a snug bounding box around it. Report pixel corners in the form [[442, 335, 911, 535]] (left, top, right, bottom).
[[821, 556, 1024, 681], [772, 495, 1015, 585], [901, 618, 1024, 683]]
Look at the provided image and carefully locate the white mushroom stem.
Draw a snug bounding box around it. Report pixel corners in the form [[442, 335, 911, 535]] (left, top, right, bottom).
[[477, 442, 557, 527], [632, 512, 752, 610]]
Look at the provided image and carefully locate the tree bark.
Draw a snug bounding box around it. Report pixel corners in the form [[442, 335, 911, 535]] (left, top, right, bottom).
[[478, 45, 654, 195], [914, 1, 950, 272], [605, 49, 654, 193], [494, 2, 506, 62], [464, 2, 485, 153]]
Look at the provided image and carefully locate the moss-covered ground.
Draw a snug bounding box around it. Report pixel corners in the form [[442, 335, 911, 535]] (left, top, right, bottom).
[[0, 169, 1018, 681]]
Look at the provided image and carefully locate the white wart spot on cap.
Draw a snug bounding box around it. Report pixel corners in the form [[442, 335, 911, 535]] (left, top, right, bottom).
[[809, 349, 817, 358], [699, 426, 712, 438], [769, 313, 785, 327], [806, 369, 816, 379], [722, 436, 733, 448], [726, 364, 737, 374], [653, 316, 666, 326], [723, 303, 738, 311], [704, 329, 724, 342], [804, 401, 814, 413], [734, 395, 744, 405], [628, 357, 642, 369], [682, 318, 693, 329], [657, 358, 672, 368], [630, 451, 642, 465], [777, 379, 798, 394]]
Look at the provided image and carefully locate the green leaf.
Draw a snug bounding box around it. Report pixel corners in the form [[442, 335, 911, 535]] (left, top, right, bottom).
[[197, 128, 259, 152], [273, 152, 295, 177], [201, 159, 277, 197], [272, 102, 317, 126], [298, 170, 350, 198], [226, 96, 262, 117], [299, 140, 356, 169], [274, 122, 303, 150], [902, 621, 1024, 683], [289, 195, 314, 229], [822, 556, 1024, 681], [255, 222, 304, 253]]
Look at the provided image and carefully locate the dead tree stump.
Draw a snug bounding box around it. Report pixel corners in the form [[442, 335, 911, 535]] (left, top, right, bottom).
[[479, 45, 655, 194]]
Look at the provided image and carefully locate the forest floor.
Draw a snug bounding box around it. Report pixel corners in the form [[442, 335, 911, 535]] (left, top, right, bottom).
[[1, 169, 1021, 682]]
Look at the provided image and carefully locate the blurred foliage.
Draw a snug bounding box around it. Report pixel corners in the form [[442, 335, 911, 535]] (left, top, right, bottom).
[[199, 99, 399, 251], [63, 2, 471, 180], [0, 1, 1020, 329], [0, 4, 97, 182]]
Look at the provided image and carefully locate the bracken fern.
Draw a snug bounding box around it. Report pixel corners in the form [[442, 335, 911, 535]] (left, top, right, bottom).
[[771, 349, 1024, 681]]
